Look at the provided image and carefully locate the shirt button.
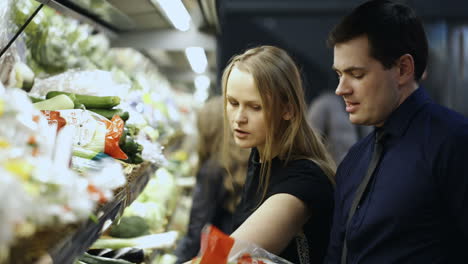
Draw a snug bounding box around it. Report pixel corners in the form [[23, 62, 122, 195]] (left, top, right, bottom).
[[357, 205, 361, 210]]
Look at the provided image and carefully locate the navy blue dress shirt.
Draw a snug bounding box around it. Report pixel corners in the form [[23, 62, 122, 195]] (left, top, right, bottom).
[[327, 87, 468, 263]]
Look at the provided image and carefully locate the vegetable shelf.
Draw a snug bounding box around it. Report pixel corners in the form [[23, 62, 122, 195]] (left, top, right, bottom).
[[22, 162, 156, 264]]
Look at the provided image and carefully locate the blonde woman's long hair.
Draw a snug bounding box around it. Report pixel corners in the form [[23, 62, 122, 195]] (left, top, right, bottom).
[[222, 46, 336, 202], [197, 96, 249, 213]]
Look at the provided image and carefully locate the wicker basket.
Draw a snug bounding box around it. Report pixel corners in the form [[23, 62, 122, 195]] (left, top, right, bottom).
[[6, 161, 153, 264], [6, 224, 76, 264], [113, 161, 151, 195]]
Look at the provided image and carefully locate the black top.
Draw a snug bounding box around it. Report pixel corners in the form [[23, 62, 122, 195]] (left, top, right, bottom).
[[232, 148, 334, 263], [326, 87, 468, 263], [174, 159, 234, 264]]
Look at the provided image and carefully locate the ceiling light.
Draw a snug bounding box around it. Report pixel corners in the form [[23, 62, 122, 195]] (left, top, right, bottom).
[[155, 0, 191, 31], [194, 75, 210, 103], [185, 47, 208, 74]]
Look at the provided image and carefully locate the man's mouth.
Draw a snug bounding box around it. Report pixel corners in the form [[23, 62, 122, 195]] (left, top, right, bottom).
[[345, 100, 360, 113]]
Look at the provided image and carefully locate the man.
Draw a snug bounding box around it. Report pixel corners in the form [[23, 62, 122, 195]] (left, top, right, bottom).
[[326, 0, 468, 263]]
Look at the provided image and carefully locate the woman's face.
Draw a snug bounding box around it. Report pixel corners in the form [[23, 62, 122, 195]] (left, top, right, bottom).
[[226, 67, 268, 153]]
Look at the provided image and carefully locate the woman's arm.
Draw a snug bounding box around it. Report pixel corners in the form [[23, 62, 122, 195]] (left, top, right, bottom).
[[230, 193, 311, 255]]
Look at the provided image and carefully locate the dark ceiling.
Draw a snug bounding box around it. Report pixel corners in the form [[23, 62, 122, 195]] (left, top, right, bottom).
[[216, 0, 468, 111]]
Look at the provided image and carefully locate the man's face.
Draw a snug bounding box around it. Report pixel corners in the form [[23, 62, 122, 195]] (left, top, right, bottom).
[[226, 67, 268, 152], [333, 35, 401, 127]]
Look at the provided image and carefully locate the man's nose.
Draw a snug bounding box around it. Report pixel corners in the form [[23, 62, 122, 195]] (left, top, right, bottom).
[[335, 77, 352, 96]]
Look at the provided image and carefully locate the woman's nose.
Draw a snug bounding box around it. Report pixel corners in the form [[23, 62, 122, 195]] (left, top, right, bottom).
[[235, 109, 247, 124]]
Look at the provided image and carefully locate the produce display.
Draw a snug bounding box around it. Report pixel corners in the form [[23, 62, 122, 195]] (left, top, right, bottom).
[[0, 87, 127, 263], [0, 0, 201, 263]]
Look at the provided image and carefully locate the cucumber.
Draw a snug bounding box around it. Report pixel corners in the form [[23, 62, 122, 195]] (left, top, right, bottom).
[[74, 103, 86, 109], [45, 91, 80, 106], [33, 94, 75, 110], [46, 91, 120, 109], [88, 108, 129, 121], [78, 252, 132, 264], [28, 96, 44, 103]]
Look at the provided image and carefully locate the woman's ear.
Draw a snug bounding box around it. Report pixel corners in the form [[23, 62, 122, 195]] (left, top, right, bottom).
[[282, 104, 294, 120]]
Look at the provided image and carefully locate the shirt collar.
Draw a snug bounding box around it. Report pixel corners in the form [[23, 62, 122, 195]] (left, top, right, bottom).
[[251, 148, 283, 167], [379, 86, 431, 138], [251, 148, 261, 166]]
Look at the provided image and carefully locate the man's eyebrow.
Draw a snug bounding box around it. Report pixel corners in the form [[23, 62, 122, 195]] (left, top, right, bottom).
[[332, 66, 366, 73]]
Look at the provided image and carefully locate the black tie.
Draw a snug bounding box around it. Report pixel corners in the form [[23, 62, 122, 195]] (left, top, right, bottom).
[[341, 130, 387, 264]]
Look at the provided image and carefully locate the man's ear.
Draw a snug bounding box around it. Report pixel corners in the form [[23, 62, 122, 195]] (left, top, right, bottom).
[[282, 104, 294, 120], [397, 54, 415, 85]]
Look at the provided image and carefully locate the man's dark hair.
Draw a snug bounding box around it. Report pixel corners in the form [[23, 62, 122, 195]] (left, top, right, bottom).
[[328, 0, 428, 81]]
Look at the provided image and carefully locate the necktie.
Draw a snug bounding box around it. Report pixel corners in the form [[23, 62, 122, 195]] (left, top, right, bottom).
[[341, 130, 387, 264]]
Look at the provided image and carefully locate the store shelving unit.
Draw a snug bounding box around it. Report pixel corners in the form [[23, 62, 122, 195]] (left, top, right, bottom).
[[34, 0, 120, 37], [48, 163, 156, 264], [3, 1, 197, 263], [32, 0, 217, 93]]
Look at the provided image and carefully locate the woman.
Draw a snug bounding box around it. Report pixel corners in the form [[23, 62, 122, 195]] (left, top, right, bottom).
[[222, 46, 336, 263], [174, 96, 249, 264]]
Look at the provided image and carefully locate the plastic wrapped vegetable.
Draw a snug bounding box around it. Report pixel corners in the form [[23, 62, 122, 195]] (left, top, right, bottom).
[[56, 109, 127, 160], [192, 225, 293, 264]]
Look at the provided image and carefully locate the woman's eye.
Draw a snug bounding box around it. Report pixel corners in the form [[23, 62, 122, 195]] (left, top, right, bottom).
[[251, 105, 262, 111]]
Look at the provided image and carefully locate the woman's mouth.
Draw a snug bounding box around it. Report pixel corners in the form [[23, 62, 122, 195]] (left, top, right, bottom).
[[234, 129, 250, 139]]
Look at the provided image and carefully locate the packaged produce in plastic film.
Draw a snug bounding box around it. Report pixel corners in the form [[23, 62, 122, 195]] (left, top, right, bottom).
[[0, 88, 56, 159], [0, 0, 36, 91], [0, 0, 19, 88], [121, 168, 177, 233], [0, 168, 32, 261], [29, 69, 131, 98], [14, 0, 114, 75], [192, 225, 293, 264], [0, 88, 126, 235], [135, 128, 166, 166], [55, 109, 127, 160], [124, 90, 179, 139]]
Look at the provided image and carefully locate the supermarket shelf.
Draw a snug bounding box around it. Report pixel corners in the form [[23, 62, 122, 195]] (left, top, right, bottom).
[[112, 27, 216, 51], [34, 0, 119, 38], [47, 163, 157, 264]]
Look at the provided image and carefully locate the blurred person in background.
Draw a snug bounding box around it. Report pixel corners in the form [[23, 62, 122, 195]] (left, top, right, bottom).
[[223, 45, 336, 263], [174, 96, 249, 264], [326, 0, 468, 263], [307, 91, 372, 164]]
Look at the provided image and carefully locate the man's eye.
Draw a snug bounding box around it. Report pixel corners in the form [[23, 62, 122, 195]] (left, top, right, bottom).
[[229, 100, 238, 106], [352, 72, 364, 79]]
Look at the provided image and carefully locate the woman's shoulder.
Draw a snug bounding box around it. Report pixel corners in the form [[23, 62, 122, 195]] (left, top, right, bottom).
[[271, 158, 332, 190], [281, 158, 327, 178], [269, 158, 334, 211]]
